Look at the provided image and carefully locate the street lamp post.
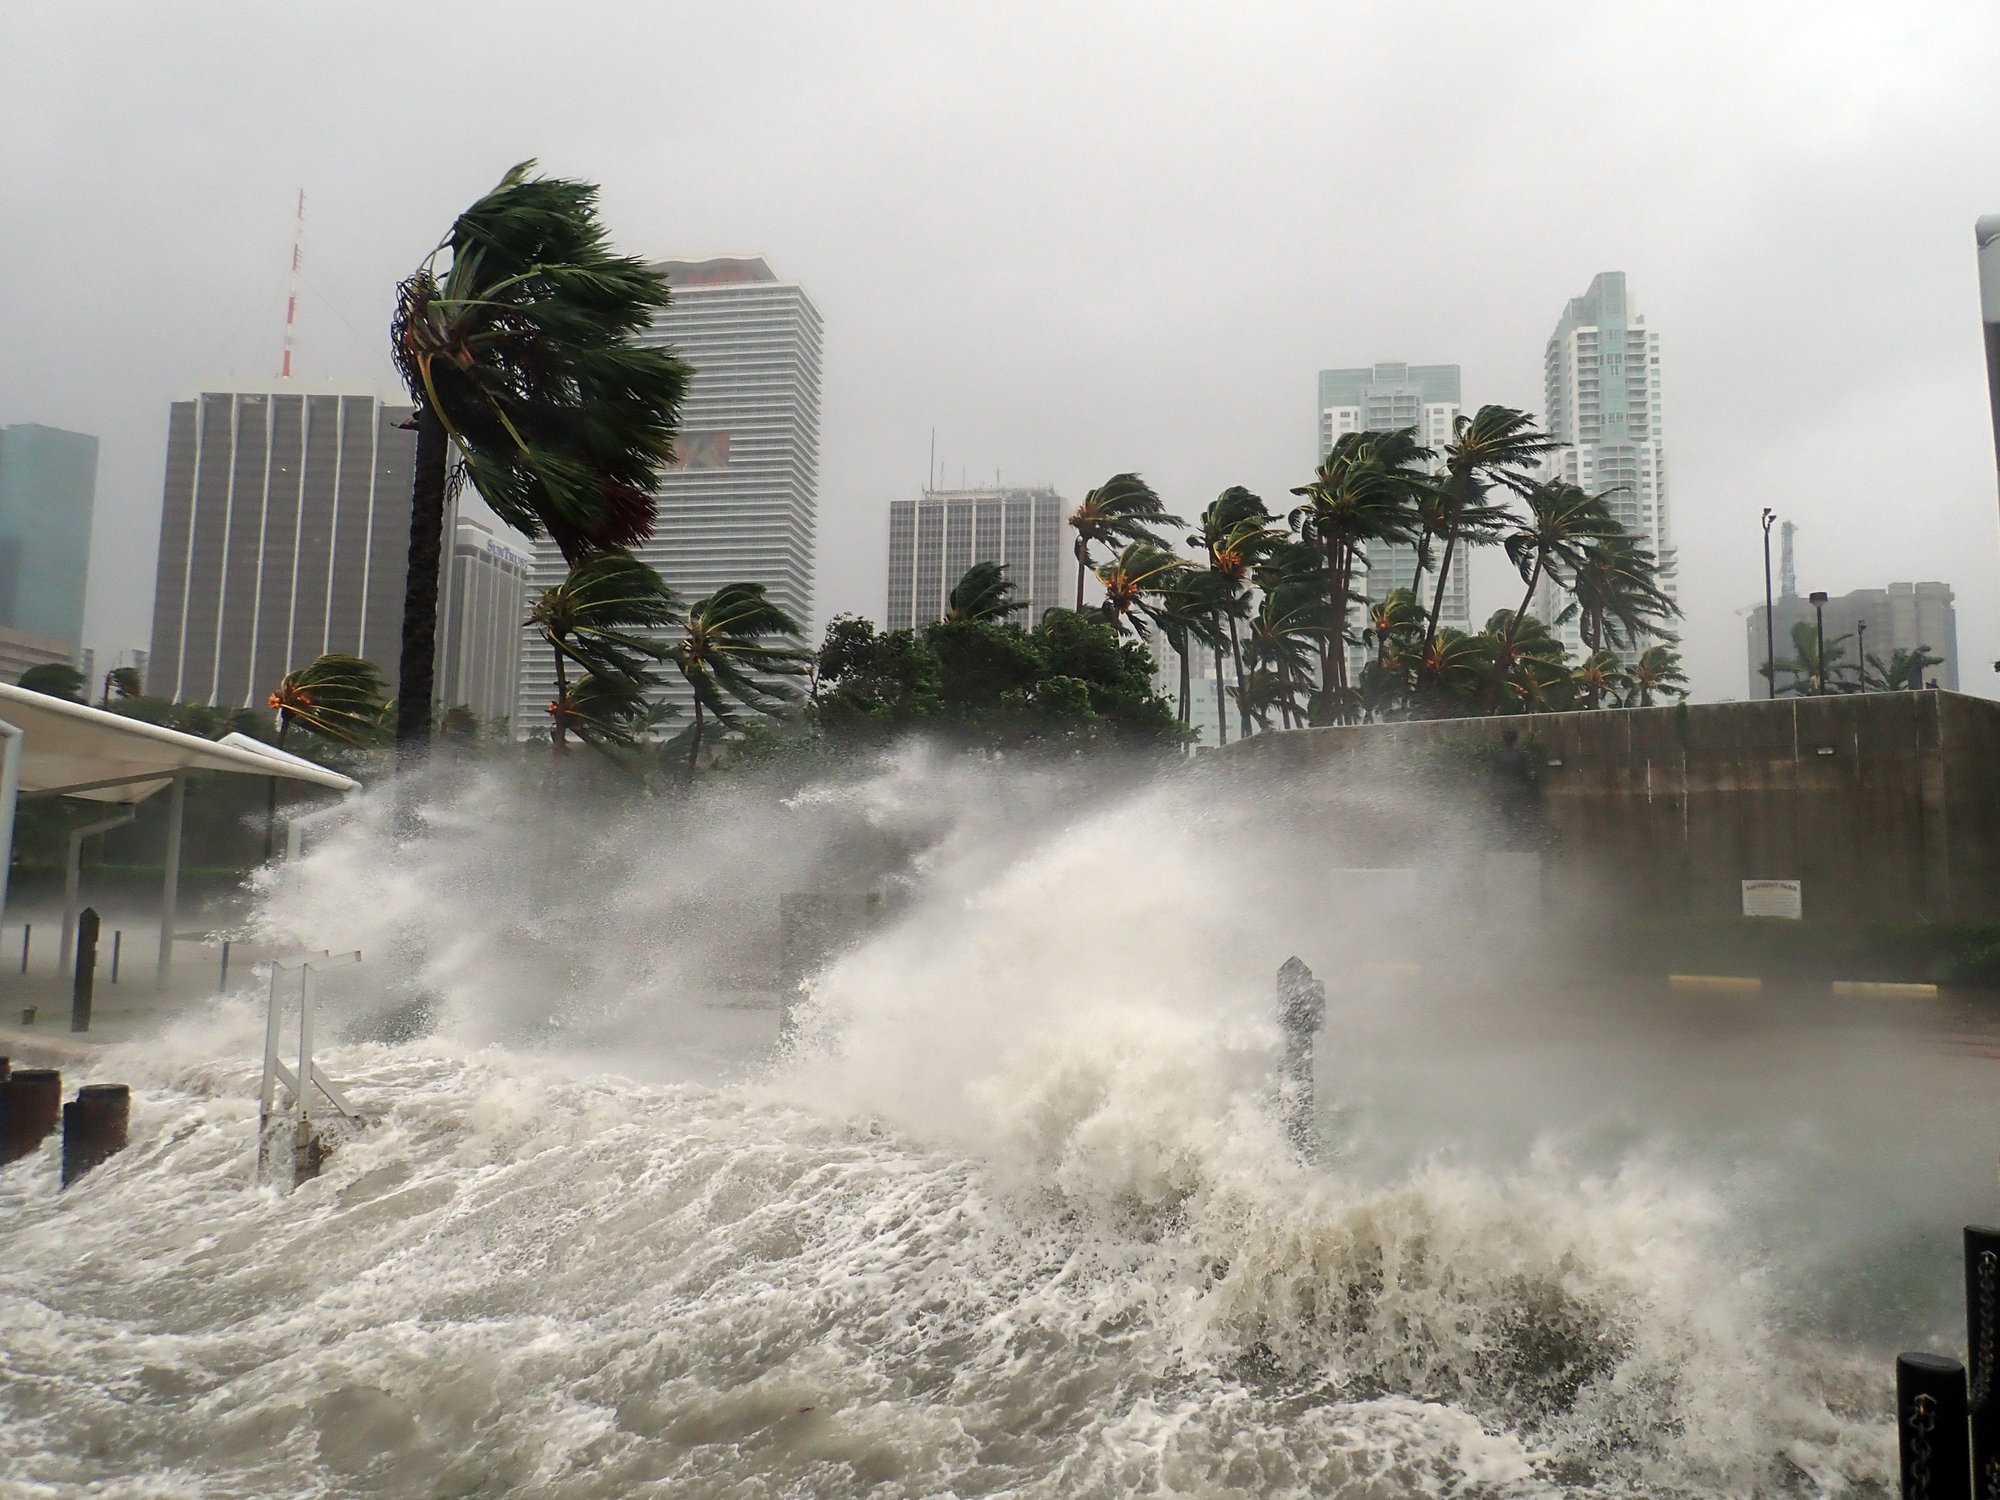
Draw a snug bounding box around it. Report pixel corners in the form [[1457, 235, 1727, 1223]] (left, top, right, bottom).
[[1809, 591, 1829, 695], [1761, 509, 1778, 699], [1856, 617, 1868, 691]]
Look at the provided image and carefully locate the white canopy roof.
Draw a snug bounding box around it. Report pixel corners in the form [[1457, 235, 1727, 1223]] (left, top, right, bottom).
[[0, 683, 359, 803]]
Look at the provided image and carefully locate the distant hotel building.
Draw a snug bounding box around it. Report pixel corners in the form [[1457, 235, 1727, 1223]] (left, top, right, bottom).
[[438, 518, 531, 730], [518, 256, 822, 730], [1747, 581, 1959, 695], [147, 386, 416, 707], [1316, 363, 1466, 629], [1537, 272, 1675, 660], [886, 486, 1067, 630], [0, 422, 98, 675]]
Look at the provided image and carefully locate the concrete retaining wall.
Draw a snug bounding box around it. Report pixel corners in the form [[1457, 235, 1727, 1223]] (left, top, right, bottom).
[[1215, 691, 2000, 925]]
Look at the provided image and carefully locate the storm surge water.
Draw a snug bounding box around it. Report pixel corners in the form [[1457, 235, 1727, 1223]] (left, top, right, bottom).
[[0, 747, 1916, 1496]]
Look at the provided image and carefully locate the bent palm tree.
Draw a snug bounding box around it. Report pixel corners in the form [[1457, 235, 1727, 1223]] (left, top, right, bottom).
[[1189, 487, 1276, 744], [1424, 407, 1558, 653], [264, 653, 386, 856], [1863, 645, 1946, 691], [530, 550, 681, 755], [1501, 481, 1620, 653], [1068, 474, 1181, 611], [1094, 541, 1187, 637], [670, 583, 811, 780], [943, 560, 1025, 624], [390, 160, 691, 753], [1627, 644, 1689, 706]]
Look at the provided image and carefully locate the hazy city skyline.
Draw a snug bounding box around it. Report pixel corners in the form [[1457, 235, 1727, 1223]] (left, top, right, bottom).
[[4, 3, 1999, 701]]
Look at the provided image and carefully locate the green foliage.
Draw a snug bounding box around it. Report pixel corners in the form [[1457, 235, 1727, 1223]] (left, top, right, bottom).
[[392, 161, 691, 563], [17, 663, 85, 701], [267, 654, 387, 747], [942, 560, 1026, 624], [1067, 473, 1182, 611]]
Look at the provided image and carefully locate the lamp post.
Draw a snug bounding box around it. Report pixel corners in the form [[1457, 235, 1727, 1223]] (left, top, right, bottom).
[[1856, 617, 1868, 691], [1761, 509, 1778, 699], [1809, 591, 1829, 695]]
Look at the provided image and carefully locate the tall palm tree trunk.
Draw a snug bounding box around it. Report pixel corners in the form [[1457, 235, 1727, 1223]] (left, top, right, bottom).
[[687, 693, 705, 783], [1227, 616, 1249, 739], [395, 406, 450, 756], [1212, 640, 1229, 745], [1508, 553, 1547, 648], [1074, 542, 1089, 612], [1178, 644, 1191, 731], [550, 648, 570, 758], [1424, 531, 1459, 654]]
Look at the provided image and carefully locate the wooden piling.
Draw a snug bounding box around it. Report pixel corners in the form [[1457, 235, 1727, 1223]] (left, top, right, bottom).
[[1899, 1351, 1972, 1500], [70, 906, 99, 1032], [60, 1084, 130, 1187], [1, 1068, 62, 1165]]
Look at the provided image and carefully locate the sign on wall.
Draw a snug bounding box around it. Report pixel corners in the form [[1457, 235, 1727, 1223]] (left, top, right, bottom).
[[1742, 879, 1804, 920]]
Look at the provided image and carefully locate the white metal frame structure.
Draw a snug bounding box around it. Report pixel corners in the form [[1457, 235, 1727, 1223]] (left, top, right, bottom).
[[256, 949, 363, 1185]]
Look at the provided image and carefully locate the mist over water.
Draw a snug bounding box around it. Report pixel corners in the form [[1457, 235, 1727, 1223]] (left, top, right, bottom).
[[5, 744, 1977, 1496]]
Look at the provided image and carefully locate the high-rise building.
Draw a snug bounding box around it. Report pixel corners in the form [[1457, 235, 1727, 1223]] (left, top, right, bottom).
[[1746, 581, 1959, 696], [437, 518, 531, 731], [146, 386, 416, 707], [886, 486, 1067, 630], [0, 422, 98, 656], [1537, 273, 1674, 660], [518, 256, 822, 729], [1316, 363, 1465, 626]]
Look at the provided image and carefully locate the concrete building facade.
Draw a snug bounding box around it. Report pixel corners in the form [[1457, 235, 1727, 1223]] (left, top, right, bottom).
[[519, 256, 822, 729], [886, 486, 1067, 631], [1537, 273, 1674, 661], [0, 422, 98, 657], [437, 518, 531, 731], [1316, 363, 1465, 627], [147, 387, 416, 708], [1747, 581, 1959, 696]]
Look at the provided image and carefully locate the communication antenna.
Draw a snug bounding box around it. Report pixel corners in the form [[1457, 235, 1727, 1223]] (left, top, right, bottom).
[[929, 428, 935, 495], [1779, 520, 1798, 598], [279, 189, 305, 380]]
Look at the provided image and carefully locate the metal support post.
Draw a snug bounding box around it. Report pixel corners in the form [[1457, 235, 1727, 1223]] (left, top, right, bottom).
[[60, 808, 134, 977], [1898, 1351, 1971, 1500], [1276, 956, 1327, 1161], [1968, 1227, 2000, 1499], [110, 930, 120, 984], [255, 950, 363, 1186], [0, 721, 20, 938], [70, 908, 99, 1032], [156, 774, 184, 987]]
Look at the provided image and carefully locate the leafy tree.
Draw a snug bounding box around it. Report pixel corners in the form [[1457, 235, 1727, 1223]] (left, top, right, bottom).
[[942, 561, 1026, 624], [1067, 474, 1181, 611], [390, 160, 690, 753], [17, 663, 85, 701], [813, 617, 944, 738], [100, 666, 143, 705], [671, 583, 810, 779]]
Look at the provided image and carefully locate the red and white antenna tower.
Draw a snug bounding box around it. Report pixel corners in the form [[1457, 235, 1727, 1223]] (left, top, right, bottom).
[[279, 189, 305, 379]]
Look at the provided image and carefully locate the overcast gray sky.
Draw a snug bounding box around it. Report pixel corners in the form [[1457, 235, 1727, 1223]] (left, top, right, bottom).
[[4, 1, 1998, 700]]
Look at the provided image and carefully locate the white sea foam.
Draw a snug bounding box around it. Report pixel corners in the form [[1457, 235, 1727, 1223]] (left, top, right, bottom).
[[0, 748, 1911, 1496]]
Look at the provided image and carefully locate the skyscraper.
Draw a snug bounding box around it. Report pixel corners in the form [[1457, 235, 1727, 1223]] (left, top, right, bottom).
[[518, 256, 822, 729], [146, 386, 416, 707], [0, 422, 98, 660], [886, 486, 1067, 630], [437, 517, 531, 731], [1537, 273, 1674, 659], [1316, 363, 1465, 626]]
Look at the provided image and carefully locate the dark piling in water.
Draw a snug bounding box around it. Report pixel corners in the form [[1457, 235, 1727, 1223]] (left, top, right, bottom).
[[61, 1084, 130, 1187], [1898, 1351, 1971, 1500], [1, 1068, 62, 1165]]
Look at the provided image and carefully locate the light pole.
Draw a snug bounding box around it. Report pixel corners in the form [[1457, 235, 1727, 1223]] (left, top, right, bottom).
[[1809, 591, 1829, 695], [1856, 617, 1868, 691], [1978, 216, 2000, 504], [1761, 509, 1778, 699]]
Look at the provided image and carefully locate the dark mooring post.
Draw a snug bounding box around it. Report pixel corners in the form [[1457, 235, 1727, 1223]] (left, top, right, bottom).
[[1968, 1227, 2000, 1498], [1276, 956, 1326, 1160], [1, 1068, 62, 1166], [61, 1083, 130, 1187], [1899, 1351, 1972, 1500], [70, 906, 99, 1032]]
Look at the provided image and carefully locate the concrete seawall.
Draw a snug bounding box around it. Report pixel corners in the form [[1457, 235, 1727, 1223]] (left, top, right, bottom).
[[1214, 691, 2000, 926]]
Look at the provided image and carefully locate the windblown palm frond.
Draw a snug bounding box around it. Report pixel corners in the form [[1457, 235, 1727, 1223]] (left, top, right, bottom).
[[943, 561, 1025, 624], [267, 655, 387, 747], [1068, 473, 1183, 610], [671, 582, 811, 778]]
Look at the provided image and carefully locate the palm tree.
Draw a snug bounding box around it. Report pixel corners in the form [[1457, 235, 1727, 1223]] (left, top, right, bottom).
[[264, 654, 386, 855], [1243, 582, 1330, 730], [1357, 588, 1426, 720], [1482, 610, 1573, 715], [1067, 474, 1181, 611], [1764, 619, 1851, 696], [1142, 567, 1227, 729], [1422, 407, 1559, 653], [943, 561, 1025, 624], [99, 666, 142, 706], [529, 550, 681, 756], [1189, 487, 1278, 745], [1094, 541, 1187, 637], [1571, 650, 1630, 711], [670, 583, 810, 780], [1500, 481, 1620, 652], [1861, 645, 1946, 691], [548, 669, 659, 752], [1408, 626, 1495, 718], [1289, 428, 1432, 711], [1562, 529, 1676, 664], [389, 161, 691, 754], [1627, 644, 1689, 706]]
